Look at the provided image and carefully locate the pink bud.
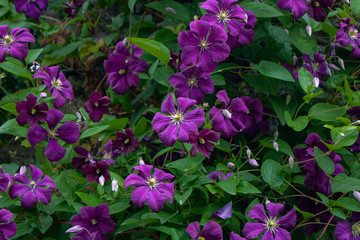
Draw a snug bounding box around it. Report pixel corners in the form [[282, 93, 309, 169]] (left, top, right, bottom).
[[223, 109, 232, 119], [289, 156, 294, 168], [99, 175, 105, 186], [338, 58, 345, 70], [265, 198, 271, 205], [20, 166, 26, 175], [354, 191, 360, 202], [112, 178, 119, 192], [249, 159, 259, 167], [139, 158, 145, 165], [313, 77, 320, 88], [40, 92, 47, 98], [272, 141, 279, 152], [165, 7, 176, 14], [246, 147, 252, 159], [66, 225, 84, 233], [227, 162, 235, 169], [306, 25, 312, 37], [274, 130, 279, 140]]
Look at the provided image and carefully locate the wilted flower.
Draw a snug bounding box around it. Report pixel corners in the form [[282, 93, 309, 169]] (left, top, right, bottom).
[[124, 164, 175, 212], [0, 25, 35, 62], [84, 92, 111, 122], [0, 209, 17, 239], [69, 203, 115, 240], [243, 202, 296, 239], [189, 128, 220, 158], [9, 165, 56, 209], [27, 109, 80, 162], [14, 0, 48, 19], [187, 221, 223, 240], [212, 201, 232, 220], [16, 94, 48, 127], [152, 95, 205, 146]]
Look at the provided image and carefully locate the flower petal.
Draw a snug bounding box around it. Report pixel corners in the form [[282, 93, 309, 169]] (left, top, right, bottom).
[[278, 208, 296, 229], [21, 189, 38, 208], [266, 203, 284, 219], [131, 186, 150, 208], [243, 222, 265, 239], [27, 125, 48, 147], [56, 121, 80, 144], [248, 204, 267, 222], [45, 137, 66, 162], [186, 222, 200, 239]]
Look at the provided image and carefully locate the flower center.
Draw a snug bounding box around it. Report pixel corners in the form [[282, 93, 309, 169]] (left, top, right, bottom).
[[51, 79, 63, 90], [217, 10, 230, 23], [170, 111, 185, 125], [48, 130, 57, 138], [198, 237, 205, 240], [1, 35, 13, 47], [352, 224, 360, 237], [199, 138, 205, 144], [312, 62, 319, 72], [198, 38, 210, 51], [31, 108, 37, 115], [222, 109, 232, 119], [91, 219, 97, 225], [350, 28, 358, 39], [96, 169, 101, 174], [264, 217, 279, 233], [146, 177, 158, 189], [119, 69, 126, 75], [313, 1, 320, 7], [104, 153, 111, 159], [187, 76, 198, 86], [94, 102, 99, 107], [30, 180, 36, 188], [124, 138, 130, 144]]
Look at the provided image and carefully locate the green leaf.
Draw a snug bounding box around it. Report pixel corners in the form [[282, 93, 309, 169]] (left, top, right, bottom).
[[316, 192, 329, 206], [53, 172, 77, 206], [211, 74, 226, 86], [331, 174, 360, 193], [127, 37, 170, 65], [218, 179, 237, 195], [284, 111, 308, 132], [255, 61, 294, 82], [331, 126, 359, 147], [0, 61, 32, 79], [236, 180, 261, 194], [26, 48, 43, 64], [80, 125, 109, 139], [33, 215, 53, 234], [0, 119, 27, 137], [240, 2, 283, 17], [308, 103, 346, 121], [174, 189, 192, 205], [107, 118, 129, 130], [298, 67, 315, 93], [76, 192, 102, 207], [330, 208, 347, 220], [150, 226, 179, 240], [51, 42, 83, 58], [261, 159, 284, 188], [331, 197, 360, 212], [146, 0, 190, 22], [0, 102, 17, 115], [128, 0, 137, 12], [109, 197, 131, 214], [351, 0, 360, 16], [314, 147, 335, 175], [344, 78, 353, 103]]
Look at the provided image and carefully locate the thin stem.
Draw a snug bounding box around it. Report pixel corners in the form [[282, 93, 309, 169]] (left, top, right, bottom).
[[95, 72, 108, 92], [293, 101, 306, 120], [40, 15, 62, 24], [316, 215, 335, 240], [0, 85, 15, 103]]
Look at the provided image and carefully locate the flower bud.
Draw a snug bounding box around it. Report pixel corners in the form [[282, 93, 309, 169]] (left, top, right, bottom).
[[99, 175, 105, 186], [20, 166, 26, 175], [165, 7, 176, 14], [139, 158, 145, 165], [265, 198, 271, 205], [306, 25, 312, 37], [227, 162, 235, 169], [313, 77, 320, 88], [338, 58, 345, 70], [272, 141, 279, 152], [246, 147, 252, 159], [223, 109, 232, 119], [40, 92, 47, 98], [274, 130, 279, 140], [354, 191, 360, 202], [112, 178, 119, 192], [194, 15, 199, 20], [66, 225, 84, 233], [289, 156, 294, 168], [344, 0, 350, 3], [249, 159, 259, 167]]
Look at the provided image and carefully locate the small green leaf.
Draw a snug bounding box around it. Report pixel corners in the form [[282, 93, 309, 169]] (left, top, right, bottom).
[[344, 78, 353, 103], [331, 174, 360, 193], [80, 125, 109, 139], [128, 0, 137, 12], [299, 68, 315, 93], [0, 119, 28, 137], [261, 159, 284, 188], [0, 102, 17, 115], [284, 111, 308, 132], [128, 37, 170, 65], [314, 147, 335, 175], [236, 180, 261, 194], [75, 192, 102, 207], [107, 118, 129, 130], [330, 208, 346, 220], [308, 103, 346, 121], [240, 2, 283, 18], [53, 172, 77, 206], [174, 189, 192, 205], [26, 48, 43, 64], [109, 197, 131, 214], [331, 126, 359, 147], [33, 215, 53, 234], [218, 179, 237, 195], [255, 61, 294, 82]]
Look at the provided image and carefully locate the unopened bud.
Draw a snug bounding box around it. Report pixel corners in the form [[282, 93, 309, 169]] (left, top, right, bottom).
[[344, 0, 350, 4], [20, 166, 26, 175], [313, 77, 320, 88], [139, 158, 145, 165], [194, 15, 199, 20], [338, 58, 345, 70], [289, 156, 294, 168], [122, 38, 128, 45], [112, 178, 119, 192], [66, 225, 84, 233], [165, 7, 176, 14], [274, 130, 279, 140], [99, 175, 105, 186], [227, 162, 235, 169], [223, 109, 232, 119], [40, 92, 47, 98], [354, 191, 360, 202], [265, 198, 271, 205], [306, 25, 312, 37], [30, 61, 40, 72], [246, 147, 252, 159], [272, 141, 279, 152], [249, 159, 259, 167]]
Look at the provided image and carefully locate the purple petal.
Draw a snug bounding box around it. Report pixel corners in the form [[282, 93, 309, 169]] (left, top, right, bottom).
[[123, 173, 146, 189], [200, 0, 219, 15], [21, 189, 38, 208], [133, 164, 153, 179], [152, 113, 171, 133], [230, 232, 246, 240], [200, 220, 223, 240], [27, 125, 48, 146], [147, 188, 168, 212], [212, 201, 232, 220], [56, 121, 80, 144], [153, 168, 175, 182], [266, 203, 284, 219], [46, 109, 64, 130], [45, 137, 66, 162], [36, 175, 56, 189], [0, 221, 16, 239], [278, 208, 296, 229], [274, 228, 291, 240], [216, 90, 230, 108], [156, 182, 175, 204], [187, 222, 200, 239], [158, 124, 178, 147], [8, 43, 28, 60], [178, 121, 198, 143], [9, 183, 30, 199], [131, 186, 150, 208], [262, 230, 274, 240], [161, 94, 176, 114], [248, 204, 267, 222], [177, 97, 196, 113], [30, 164, 43, 182], [35, 187, 53, 205], [185, 108, 205, 127], [334, 221, 352, 240], [243, 222, 265, 239]]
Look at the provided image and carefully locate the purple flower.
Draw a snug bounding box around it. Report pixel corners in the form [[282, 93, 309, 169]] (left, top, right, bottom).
[[124, 164, 175, 212], [226, 10, 257, 48], [84, 92, 111, 122], [301, 53, 327, 78], [72, 146, 95, 169], [81, 159, 114, 184], [27, 109, 80, 162], [230, 232, 246, 240], [243, 203, 296, 240], [112, 128, 140, 155], [168, 66, 214, 104], [102, 140, 121, 160], [239, 96, 263, 137], [334, 212, 360, 240], [0, 169, 11, 192], [209, 90, 248, 138], [8, 164, 56, 209], [293, 133, 345, 195], [152, 95, 205, 147], [281, 57, 299, 81], [70, 203, 115, 240], [186, 220, 223, 240], [14, 0, 48, 19], [200, 0, 248, 36], [178, 20, 230, 72], [336, 18, 360, 59], [207, 171, 233, 182], [16, 93, 48, 127], [104, 42, 148, 95], [277, 0, 307, 19], [64, 0, 84, 18], [212, 201, 232, 220], [34, 66, 74, 108], [0, 209, 17, 239], [308, 0, 335, 22], [0, 25, 35, 62], [189, 128, 220, 158]]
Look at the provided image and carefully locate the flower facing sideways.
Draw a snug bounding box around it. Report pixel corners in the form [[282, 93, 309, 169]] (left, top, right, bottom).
[[0, 209, 17, 239]]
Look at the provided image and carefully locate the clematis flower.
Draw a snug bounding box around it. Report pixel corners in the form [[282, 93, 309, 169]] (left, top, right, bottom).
[[230, 232, 246, 240], [0, 209, 17, 239], [207, 171, 233, 182], [84, 92, 111, 122], [124, 164, 175, 212], [72, 146, 95, 170], [69, 203, 115, 240], [308, 0, 335, 22], [212, 201, 232, 220], [277, 0, 307, 19], [168, 66, 214, 104], [104, 42, 148, 95], [334, 212, 360, 240], [293, 133, 345, 195], [0, 25, 35, 62], [186, 220, 223, 240], [200, 0, 248, 36], [178, 20, 230, 72], [301, 53, 328, 78], [226, 10, 257, 48], [0, 169, 11, 192], [112, 128, 140, 155], [64, 0, 84, 18], [34, 66, 74, 108], [209, 90, 248, 138], [239, 96, 263, 137], [189, 128, 220, 158], [27, 109, 80, 162], [102, 140, 121, 160], [336, 18, 360, 59], [243, 203, 296, 239], [152, 95, 205, 147], [281, 57, 299, 81], [8, 164, 56, 209], [14, 0, 48, 19], [16, 93, 48, 127], [81, 159, 114, 184]]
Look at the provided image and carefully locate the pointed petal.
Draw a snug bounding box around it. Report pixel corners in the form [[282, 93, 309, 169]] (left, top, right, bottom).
[[187, 222, 200, 239], [266, 203, 284, 219], [45, 138, 66, 162], [248, 204, 267, 222], [161, 94, 176, 114], [27, 125, 48, 146], [158, 124, 178, 147], [30, 164, 43, 182], [243, 222, 265, 239], [56, 121, 80, 144], [123, 173, 147, 189], [21, 189, 38, 208]]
